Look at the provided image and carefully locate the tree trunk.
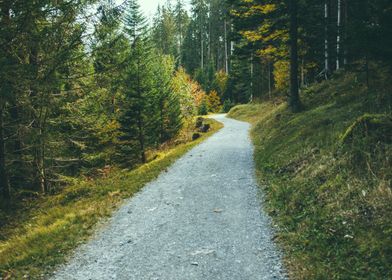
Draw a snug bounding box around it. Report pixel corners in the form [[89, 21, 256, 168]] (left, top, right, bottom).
[[9, 102, 23, 188], [250, 53, 254, 102], [137, 113, 146, 164], [208, 4, 211, 61], [33, 104, 48, 194], [200, 15, 204, 70], [0, 101, 10, 199], [0, 0, 11, 199], [136, 54, 146, 164], [343, 0, 348, 66], [160, 99, 165, 143], [336, 0, 341, 70], [38, 122, 47, 194], [224, 18, 229, 73], [288, 0, 301, 112], [29, 34, 48, 193], [178, 17, 183, 65], [324, 0, 330, 77], [230, 23, 234, 55]]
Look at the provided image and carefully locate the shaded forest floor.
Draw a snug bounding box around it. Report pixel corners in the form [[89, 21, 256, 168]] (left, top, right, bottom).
[[0, 119, 223, 279], [228, 70, 392, 279]]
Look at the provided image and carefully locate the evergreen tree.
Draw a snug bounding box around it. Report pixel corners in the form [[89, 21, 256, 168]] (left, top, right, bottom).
[[152, 4, 178, 58], [174, 0, 190, 64], [118, 0, 155, 165], [153, 55, 182, 142]]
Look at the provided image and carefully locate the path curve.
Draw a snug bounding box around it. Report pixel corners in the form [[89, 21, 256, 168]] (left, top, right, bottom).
[[52, 115, 286, 280]]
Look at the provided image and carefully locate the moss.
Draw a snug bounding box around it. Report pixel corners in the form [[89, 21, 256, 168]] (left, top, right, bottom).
[[229, 72, 392, 279], [340, 114, 392, 144]]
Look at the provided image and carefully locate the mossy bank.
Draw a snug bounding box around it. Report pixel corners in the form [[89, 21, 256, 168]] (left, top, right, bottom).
[[228, 72, 392, 279]]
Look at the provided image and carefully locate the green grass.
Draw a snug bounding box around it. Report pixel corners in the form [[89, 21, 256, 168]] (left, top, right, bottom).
[[228, 71, 392, 279], [0, 118, 223, 279]]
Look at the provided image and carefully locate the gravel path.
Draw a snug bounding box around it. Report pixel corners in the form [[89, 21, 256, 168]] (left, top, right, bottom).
[[52, 114, 286, 280]]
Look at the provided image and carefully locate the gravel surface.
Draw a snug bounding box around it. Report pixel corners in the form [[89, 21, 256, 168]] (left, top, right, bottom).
[[52, 114, 286, 280]]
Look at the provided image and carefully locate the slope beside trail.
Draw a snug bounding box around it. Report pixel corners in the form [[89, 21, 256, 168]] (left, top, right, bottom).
[[52, 114, 286, 280]]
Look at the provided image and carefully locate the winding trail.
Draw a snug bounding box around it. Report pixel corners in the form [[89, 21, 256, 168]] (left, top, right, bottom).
[[52, 115, 286, 280]]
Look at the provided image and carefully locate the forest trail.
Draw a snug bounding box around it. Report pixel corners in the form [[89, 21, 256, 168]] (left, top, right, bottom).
[[52, 115, 286, 280]]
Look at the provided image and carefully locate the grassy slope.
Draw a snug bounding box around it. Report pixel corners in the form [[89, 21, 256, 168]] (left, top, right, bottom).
[[228, 72, 392, 279], [0, 119, 223, 279]]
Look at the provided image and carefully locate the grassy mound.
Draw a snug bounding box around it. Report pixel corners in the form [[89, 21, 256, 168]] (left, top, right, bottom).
[[228, 72, 392, 279], [0, 119, 223, 279]]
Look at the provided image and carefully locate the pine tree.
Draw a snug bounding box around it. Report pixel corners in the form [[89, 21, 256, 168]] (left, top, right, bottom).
[[152, 55, 182, 142], [123, 0, 147, 43], [118, 0, 155, 165], [174, 0, 190, 64], [152, 5, 178, 58]]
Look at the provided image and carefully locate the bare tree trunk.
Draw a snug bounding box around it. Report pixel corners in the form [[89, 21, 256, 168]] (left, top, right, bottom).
[[178, 18, 183, 65], [200, 15, 204, 70], [324, 0, 330, 77], [208, 3, 211, 62], [289, 0, 301, 112], [230, 23, 234, 55], [224, 18, 229, 73], [201, 34, 204, 69], [343, 0, 348, 66], [336, 0, 341, 70], [0, 101, 10, 199]]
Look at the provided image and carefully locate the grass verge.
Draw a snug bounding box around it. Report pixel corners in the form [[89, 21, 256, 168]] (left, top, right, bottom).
[[0, 118, 223, 279], [228, 71, 391, 279]]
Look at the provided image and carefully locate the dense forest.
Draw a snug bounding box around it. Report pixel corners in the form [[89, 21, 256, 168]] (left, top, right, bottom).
[[1, 0, 391, 200], [0, 0, 220, 200]]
